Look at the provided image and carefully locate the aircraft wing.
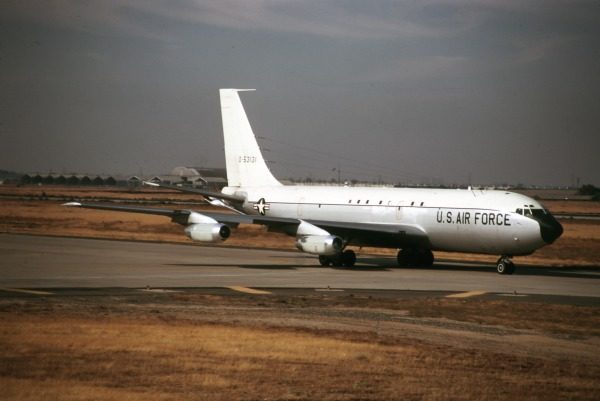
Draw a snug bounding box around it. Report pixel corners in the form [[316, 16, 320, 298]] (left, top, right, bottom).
[[143, 181, 245, 203], [64, 202, 429, 248], [63, 202, 299, 227], [64, 202, 188, 218]]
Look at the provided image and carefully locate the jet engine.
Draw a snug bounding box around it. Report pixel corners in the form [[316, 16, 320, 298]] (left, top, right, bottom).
[[184, 223, 231, 242], [296, 235, 342, 255]]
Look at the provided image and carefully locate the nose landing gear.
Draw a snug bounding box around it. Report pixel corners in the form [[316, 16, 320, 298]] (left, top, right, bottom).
[[496, 256, 515, 275]]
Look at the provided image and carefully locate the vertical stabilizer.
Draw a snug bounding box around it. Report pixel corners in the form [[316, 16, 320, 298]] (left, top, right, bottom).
[[220, 89, 282, 187]]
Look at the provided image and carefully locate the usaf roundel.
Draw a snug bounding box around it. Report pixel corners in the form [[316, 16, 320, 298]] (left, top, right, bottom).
[[253, 198, 270, 216]]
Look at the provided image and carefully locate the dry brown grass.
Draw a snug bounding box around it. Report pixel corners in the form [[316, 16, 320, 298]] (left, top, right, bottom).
[[1, 310, 599, 401], [543, 200, 600, 214]]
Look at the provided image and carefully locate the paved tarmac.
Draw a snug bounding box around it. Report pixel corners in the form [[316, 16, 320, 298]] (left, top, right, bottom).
[[1, 234, 598, 297]]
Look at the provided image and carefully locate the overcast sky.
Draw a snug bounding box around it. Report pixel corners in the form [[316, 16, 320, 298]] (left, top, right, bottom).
[[1, 0, 599, 186]]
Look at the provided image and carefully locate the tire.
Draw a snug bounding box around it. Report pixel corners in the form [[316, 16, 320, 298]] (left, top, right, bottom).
[[341, 250, 356, 267], [397, 249, 414, 267], [497, 260, 507, 274], [497, 257, 515, 275], [331, 256, 343, 267], [420, 250, 434, 267], [318, 255, 330, 267], [506, 261, 516, 275], [398, 249, 433, 267]]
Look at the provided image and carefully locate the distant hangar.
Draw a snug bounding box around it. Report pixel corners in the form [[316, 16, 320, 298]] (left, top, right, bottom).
[[18, 167, 227, 190]]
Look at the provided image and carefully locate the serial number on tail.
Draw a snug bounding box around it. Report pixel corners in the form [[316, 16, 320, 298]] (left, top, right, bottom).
[[238, 155, 257, 163], [436, 210, 511, 226]]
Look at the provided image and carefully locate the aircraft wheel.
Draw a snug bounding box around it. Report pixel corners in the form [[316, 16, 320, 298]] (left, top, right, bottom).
[[420, 250, 434, 267], [341, 250, 356, 267], [398, 249, 433, 267], [506, 261, 516, 274], [496, 260, 507, 274], [330, 255, 343, 267], [318, 255, 331, 267], [496, 257, 514, 275], [397, 249, 415, 267]]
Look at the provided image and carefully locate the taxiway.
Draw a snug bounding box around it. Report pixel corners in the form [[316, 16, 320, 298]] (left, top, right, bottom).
[[1, 234, 598, 298]]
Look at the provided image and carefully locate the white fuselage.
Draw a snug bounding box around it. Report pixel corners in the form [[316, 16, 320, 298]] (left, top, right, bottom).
[[225, 185, 547, 256]]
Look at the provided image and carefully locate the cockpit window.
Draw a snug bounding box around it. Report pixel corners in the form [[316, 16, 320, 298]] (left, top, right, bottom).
[[531, 209, 548, 219], [518, 207, 548, 219]]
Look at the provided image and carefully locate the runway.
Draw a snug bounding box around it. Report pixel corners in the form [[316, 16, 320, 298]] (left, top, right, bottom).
[[1, 234, 598, 298]]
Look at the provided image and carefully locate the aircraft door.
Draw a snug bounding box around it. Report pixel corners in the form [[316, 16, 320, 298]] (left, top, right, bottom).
[[396, 205, 403, 222], [297, 197, 305, 218]]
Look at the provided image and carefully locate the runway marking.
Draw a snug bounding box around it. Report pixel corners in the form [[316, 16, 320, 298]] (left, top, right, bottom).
[[446, 290, 487, 299], [0, 287, 53, 295], [227, 286, 272, 295], [139, 288, 181, 293]]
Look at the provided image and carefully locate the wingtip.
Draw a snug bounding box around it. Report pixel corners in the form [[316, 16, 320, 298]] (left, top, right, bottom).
[[63, 202, 82, 207]]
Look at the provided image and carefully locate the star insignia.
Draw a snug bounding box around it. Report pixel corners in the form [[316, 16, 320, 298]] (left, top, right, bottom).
[[253, 198, 270, 215]]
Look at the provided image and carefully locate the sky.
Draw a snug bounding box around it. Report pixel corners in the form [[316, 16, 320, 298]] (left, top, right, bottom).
[[1, 0, 599, 187]]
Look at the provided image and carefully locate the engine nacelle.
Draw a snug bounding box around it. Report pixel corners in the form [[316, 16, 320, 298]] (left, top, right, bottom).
[[184, 223, 231, 242], [296, 235, 342, 255]]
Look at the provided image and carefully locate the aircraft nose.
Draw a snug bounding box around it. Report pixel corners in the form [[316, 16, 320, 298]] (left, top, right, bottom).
[[539, 215, 563, 244]]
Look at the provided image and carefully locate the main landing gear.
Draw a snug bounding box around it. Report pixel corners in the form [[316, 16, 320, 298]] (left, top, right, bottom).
[[319, 249, 356, 267], [496, 256, 515, 275], [397, 248, 434, 267]]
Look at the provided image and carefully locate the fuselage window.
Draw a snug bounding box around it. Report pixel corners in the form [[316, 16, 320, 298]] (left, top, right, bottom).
[[348, 200, 352, 204], [379, 200, 383, 205], [357, 200, 361, 204], [410, 201, 414, 206], [420, 202, 424, 206], [366, 200, 369, 204]]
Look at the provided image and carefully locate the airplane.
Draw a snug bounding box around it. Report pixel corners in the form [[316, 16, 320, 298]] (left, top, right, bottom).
[[65, 88, 564, 274]]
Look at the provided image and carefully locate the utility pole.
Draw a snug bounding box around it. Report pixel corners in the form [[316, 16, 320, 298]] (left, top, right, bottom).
[[333, 164, 341, 185]]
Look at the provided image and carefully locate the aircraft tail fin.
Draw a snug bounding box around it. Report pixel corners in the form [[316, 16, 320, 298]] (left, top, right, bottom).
[[219, 89, 282, 187]]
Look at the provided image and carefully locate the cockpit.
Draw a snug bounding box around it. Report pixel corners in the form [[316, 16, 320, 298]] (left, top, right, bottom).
[[515, 205, 549, 219], [515, 204, 563, 244]]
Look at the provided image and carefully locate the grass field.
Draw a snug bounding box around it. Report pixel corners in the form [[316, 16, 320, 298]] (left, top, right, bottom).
[[1, 292, 599, 401]]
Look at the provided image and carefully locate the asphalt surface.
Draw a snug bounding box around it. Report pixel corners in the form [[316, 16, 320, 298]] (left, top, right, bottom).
[[1, 234, 598, 299]]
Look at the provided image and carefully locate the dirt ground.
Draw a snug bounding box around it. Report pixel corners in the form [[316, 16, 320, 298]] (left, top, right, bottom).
[[1, 291, 599, 401], [1, 185, 598, 266]]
